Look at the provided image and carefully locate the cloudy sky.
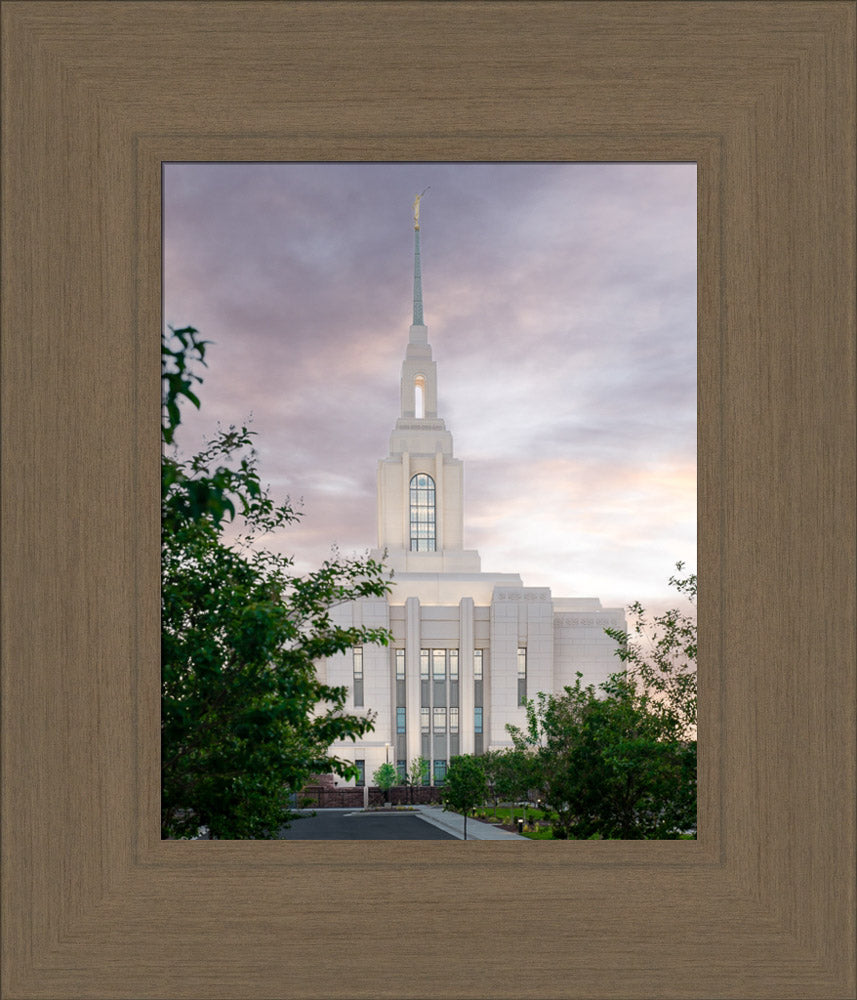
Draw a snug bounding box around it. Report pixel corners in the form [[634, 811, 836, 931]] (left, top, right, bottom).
[[163, 162, 696, 612]]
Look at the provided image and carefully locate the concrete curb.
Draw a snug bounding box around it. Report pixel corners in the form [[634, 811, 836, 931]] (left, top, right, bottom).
[[343, 809, 421, 817], [413, 805, 530, 841]]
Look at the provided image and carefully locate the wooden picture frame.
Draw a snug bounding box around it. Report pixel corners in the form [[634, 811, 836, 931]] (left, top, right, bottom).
[[2, 3, 854, 997]]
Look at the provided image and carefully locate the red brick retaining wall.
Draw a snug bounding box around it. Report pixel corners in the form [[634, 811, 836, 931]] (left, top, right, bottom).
[[300, 785, 443, 807]]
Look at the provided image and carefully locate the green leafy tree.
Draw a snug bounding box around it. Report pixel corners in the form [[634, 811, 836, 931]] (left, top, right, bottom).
[[406, 755, 429, 802], [440, 755, 488, 840], [161, 326, 392, 839], [508, 674, 695, 839], [605, 562, 697, 740], [372, 762, 399, 804], [480, 750, 503, 817], [482, 747, 537, 821]]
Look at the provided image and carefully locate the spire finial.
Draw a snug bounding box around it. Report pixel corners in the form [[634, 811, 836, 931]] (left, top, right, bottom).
[[413, 187, 429, 230], [412, 189, 429, 326]]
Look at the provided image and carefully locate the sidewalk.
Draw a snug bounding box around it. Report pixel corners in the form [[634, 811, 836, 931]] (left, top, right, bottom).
[[412, 804, 530, 841]]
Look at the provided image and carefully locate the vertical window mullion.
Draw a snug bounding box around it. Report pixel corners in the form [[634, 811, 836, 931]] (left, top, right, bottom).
[[517, 647, 527, 706], [474, 649, 484, 754], [353, 647, 364, 707]]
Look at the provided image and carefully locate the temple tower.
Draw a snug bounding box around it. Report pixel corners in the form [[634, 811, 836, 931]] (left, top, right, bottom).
[[374, 196, 481, 574]]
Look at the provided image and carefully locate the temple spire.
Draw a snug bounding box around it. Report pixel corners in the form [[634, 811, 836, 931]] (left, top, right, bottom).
[[413, 228, 424, 325], [412, 189, 429, 326]]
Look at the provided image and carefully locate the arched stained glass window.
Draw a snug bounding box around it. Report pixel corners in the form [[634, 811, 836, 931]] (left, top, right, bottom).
[[409, 473, 436, 551]]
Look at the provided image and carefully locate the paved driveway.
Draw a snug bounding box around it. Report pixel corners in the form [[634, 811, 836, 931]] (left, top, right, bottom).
[[278, 808, 456, 840]]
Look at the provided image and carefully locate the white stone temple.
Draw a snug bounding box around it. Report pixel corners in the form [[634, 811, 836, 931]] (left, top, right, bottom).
[[324, 200, 625, 786]]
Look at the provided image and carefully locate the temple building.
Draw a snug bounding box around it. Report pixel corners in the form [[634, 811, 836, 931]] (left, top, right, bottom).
[[324, 200, 625, 786]]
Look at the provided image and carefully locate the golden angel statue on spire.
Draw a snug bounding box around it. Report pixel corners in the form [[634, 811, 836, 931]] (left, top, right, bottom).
[[413, 187, 429, 229]]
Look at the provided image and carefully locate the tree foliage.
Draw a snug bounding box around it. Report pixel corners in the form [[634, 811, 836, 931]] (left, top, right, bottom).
[[481, 747, 536, 818], [372, 762, 399, 803], [372, 762, 399, 789], [441, 755, 488, 840], [508, 674, 696, 840], [161, 326, 392, 839], [405, 755, 429, 803], [504, 566, 698, 840], [604, 562, 697, 740], [408, 755, 429, 788]]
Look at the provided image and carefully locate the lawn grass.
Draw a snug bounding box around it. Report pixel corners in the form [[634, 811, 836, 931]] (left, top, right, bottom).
[[519, 825, 556, 840], [471, 805, 552, 825], [520, 827, 697, 841], [469, 805, 698, 841]]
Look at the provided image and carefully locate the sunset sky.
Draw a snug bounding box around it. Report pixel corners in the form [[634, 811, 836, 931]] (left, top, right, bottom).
[[163, 162, 696, 612]]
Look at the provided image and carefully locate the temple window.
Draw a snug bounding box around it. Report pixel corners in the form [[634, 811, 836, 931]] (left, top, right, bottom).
[[409, 473, 436, 551], [414, 374, 426, 418]]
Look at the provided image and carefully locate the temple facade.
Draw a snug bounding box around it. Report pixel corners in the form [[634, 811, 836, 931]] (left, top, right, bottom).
[[324, 204, 625, 786]]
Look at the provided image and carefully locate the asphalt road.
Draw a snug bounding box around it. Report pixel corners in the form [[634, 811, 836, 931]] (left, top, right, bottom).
[[278, 808, 456, 840]]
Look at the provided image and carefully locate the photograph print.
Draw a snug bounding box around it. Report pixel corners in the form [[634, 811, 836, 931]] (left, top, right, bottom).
[[161, 162, 697, 841]]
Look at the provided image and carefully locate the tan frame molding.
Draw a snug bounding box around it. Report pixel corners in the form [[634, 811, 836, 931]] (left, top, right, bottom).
[[2, 3, 854, 998]]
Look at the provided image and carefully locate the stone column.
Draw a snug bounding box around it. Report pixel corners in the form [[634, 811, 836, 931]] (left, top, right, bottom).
[[401, 451, 410, 549], [405, 596, 421, 766], [434, 450, 444, 552], [459, 597, 475, 755]]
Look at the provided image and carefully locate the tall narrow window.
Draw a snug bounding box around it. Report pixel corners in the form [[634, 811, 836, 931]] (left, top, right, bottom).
[[449, 649, 459, 711], [395, 649, 406, 680], [414, 374, 426, 419], [352, 647, 364, 707], [420, 648, 430, 709], [433, 759, 447, 785], [432, 649, 446, 709], [473, 650, 484, 749], [420, 707, 430, 733], [449, 649, 459, 681], [396, 706, 406, 734], [517, 647, 527, 706], [409, 474, 436, 551], [449, 707, 459, 733], [355, 759, 365, 787]]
